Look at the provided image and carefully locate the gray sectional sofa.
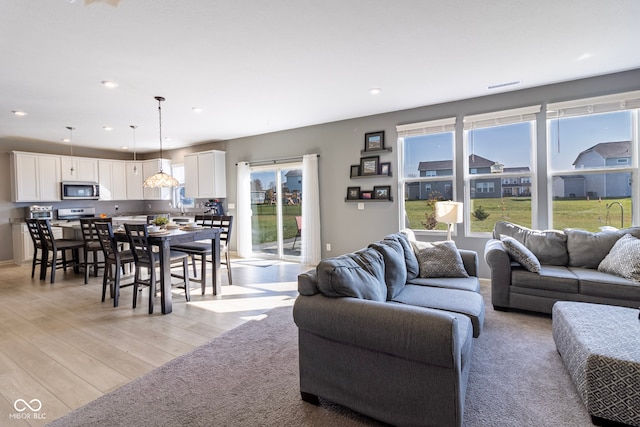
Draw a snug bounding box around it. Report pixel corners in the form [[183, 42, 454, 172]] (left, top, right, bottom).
[[485, 221, 640, 314], [293, 231, 485, 427]]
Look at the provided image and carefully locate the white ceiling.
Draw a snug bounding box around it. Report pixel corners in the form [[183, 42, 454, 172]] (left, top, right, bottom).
[[2, 0, 640, 153]]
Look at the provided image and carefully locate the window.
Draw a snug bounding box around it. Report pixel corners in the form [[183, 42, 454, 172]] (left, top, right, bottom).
[[547, 91, 640, 231], [397, 117, 456, 232], [463, 105, 539, 234], [171, 164, 195, 210]]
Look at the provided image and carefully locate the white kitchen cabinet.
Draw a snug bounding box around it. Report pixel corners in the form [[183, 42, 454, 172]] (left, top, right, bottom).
[[142, 159, 173, 200], [61, 156, 99, 182], [98, 160, 127, 200], [125, 161, 144, 200], [184, 150, 226, 199], [10, 151, 61, 202]]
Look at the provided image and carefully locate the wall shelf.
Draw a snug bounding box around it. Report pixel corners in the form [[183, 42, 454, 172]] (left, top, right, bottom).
[[351, 173, 392, 179], [360, 147, 393, 155], [345, 197, 393, 202]]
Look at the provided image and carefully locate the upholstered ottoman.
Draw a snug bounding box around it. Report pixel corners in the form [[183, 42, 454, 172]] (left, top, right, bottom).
[[552, 301, 640, 426]]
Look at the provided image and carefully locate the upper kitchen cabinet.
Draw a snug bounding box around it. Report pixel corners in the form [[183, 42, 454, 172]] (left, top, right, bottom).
[[142, 159, 173, 200], [11, 151, 61, 202], [60, 156, 99, 182], [184, 150, 226, 199], [125, 161, 144, 200], [98, 160, 127, 200]]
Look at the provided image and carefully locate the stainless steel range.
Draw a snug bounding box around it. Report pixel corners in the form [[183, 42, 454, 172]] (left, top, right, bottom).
[[26, 205, 54, 220], [57, 207, 96, 220]]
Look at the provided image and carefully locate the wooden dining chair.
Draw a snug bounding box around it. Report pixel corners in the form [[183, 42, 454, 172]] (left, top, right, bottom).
[[171, 214, 233, 292], [36, 219, 84, 284], [125, 223, 191, 314], [95, 222, 135, 308], [80, 217, 112, 284], [25, 218, 47, 280]]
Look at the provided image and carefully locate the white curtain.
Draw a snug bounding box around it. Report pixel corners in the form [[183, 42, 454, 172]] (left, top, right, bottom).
[[301, 154, 321, 266], [236, 161, 253, 258]]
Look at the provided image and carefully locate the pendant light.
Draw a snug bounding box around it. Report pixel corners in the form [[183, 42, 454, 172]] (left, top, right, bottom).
[[143, 96, 179, 188], [66, 126, 75, 176], [130, 125, 138, 175]]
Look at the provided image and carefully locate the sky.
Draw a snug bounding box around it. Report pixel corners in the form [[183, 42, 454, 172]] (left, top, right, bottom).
[[403, 111, 632, 177]]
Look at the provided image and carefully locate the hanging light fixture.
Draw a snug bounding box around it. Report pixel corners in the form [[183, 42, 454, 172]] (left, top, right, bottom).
[[130, 124, 139, 175], [66, 126, 75, 176], [143, 96, 179, 188]]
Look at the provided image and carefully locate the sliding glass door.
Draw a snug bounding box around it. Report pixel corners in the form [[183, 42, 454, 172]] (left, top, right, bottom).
[[250, 163, 302, 260]]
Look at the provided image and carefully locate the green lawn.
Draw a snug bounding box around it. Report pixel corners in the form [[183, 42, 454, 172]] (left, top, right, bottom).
[[405, 197, 632, 232], [251, 203, 301, 244]]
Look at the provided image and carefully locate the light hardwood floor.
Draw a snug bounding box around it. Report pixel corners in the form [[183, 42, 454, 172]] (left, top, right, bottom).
[[0, 259, 306, 426]]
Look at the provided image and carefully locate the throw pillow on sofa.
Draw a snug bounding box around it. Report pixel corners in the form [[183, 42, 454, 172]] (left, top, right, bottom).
[[564, 228, 621, 269], [369, 238, 408, 300], [597, 233, 640, 282], [411, 240, 469, 278], [500, 235, 541, 273], [316, 247, 387, 301], [494, 221, 568, 265]]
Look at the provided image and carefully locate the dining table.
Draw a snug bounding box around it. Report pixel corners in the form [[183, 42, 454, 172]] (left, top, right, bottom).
[[116, 227, 221, 314]]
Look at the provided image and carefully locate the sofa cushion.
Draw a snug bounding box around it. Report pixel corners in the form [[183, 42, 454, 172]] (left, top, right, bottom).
[[511, 265, 579, 294], [411, 240, 469, 278], [408, 276, 480, 293], [494, 221, 568, 265], [569, 267, 640, 301], [598, 233, 640, 282], [564, 228, 621, 268], [369, 239, 407, 300], [385, 232, 419, 281], [500, 235, 541, 273], [316, 247, 387, 301], [391, 285, 484, 337]]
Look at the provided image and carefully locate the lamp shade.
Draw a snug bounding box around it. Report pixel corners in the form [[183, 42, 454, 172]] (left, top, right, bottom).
[[434, 201, 463, 224]]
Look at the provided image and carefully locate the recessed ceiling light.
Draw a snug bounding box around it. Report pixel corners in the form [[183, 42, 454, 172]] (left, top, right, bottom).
[[12, 110, 27, 116], [101, 80, 119, 89], [192, 107, 203, 113], [121, 146, 129, 150], [62, 138, 70, 143], [577, 53, 592, 61], [369, 88, 382, 95], [103, 126, 113, 131]]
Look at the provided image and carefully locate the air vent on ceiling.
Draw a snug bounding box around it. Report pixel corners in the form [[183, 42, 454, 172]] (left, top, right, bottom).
[[488, 80, 521, 90]]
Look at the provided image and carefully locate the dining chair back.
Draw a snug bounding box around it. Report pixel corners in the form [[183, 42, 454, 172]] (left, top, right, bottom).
[[37, 219, 84, 283], [95, 222, 135, 308], [25, 218, 46, 279], [80, 217, 112, 284], [125, 223, 190, 314]]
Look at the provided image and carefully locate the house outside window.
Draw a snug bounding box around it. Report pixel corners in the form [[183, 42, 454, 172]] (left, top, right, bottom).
[[397, 117, 457, 232], [547, 91, 640, 231], [463, 105, 539, 234]]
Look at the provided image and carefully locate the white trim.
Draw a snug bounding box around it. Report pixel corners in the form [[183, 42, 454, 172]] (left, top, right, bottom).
[[547, 90, 640, 118], [396, 117, 456, 137], [463, 105, 541, 129]]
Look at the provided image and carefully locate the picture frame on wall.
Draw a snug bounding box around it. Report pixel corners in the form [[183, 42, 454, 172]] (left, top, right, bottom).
[[361, 191, 373, 199], [347, 186, 361, 200], [360, 155, 380, 176], [350, 164, 360, 178], [374, 185, 391, 200], [379, 162, 391, 176], [364, 131, 385, 151]]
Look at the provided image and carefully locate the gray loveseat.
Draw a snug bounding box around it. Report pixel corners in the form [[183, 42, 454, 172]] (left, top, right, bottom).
[[293, 232, 484, 427], [485, 221, 640, 314]]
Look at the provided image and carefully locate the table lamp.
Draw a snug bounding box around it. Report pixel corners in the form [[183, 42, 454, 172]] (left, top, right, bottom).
[[434, 201, 463, 240]]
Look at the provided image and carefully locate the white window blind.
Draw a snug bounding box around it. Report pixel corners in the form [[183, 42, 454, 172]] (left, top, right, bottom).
[[546, 90, 640, 119], [463, 105, 541, 130], [396, 117, 456, 137]]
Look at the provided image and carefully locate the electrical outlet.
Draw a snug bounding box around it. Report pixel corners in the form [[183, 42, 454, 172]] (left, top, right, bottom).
[[358, 203, 364, 210], [326, 243, 331, 251], [114, 205, 118, 211]]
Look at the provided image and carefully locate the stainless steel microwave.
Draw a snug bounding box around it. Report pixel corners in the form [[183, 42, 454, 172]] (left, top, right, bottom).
[[61, 181, 100, 200]]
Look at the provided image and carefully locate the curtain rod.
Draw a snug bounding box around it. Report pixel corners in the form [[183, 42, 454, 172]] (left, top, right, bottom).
[[236, 154, 319, 167]]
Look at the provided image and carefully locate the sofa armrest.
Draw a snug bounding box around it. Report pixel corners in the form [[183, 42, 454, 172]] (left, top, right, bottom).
[[293, 294, 470, 369], [484, 238, 512, 308], [459, 249, 479, 277]]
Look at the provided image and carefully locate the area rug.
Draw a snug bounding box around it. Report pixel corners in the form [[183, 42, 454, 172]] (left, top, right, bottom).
[[46, 285, 592, 426]]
